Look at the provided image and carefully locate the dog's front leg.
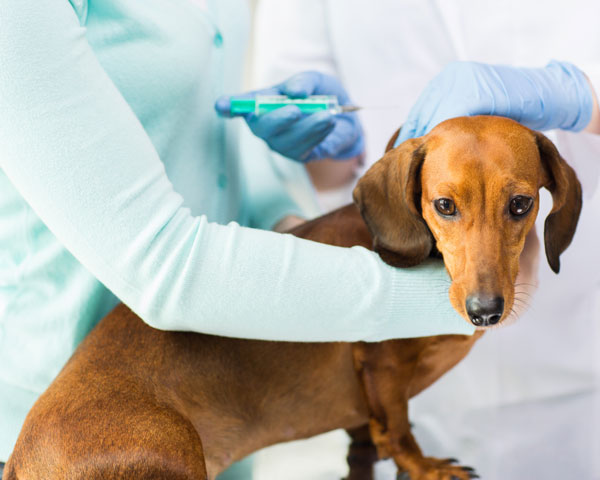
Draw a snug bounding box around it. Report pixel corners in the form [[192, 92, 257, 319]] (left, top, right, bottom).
[[345, 425, 377, 480], [352, 342, 477, 480]]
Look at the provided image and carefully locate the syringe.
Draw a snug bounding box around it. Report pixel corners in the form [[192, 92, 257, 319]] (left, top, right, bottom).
[[230, 95, 361, 115]]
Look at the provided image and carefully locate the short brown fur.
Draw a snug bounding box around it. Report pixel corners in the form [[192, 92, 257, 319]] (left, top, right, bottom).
[[5, 116, 581, 480]]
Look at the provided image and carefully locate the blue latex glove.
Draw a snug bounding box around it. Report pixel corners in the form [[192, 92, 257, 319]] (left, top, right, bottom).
[[397, 60, 594, 144], [215, 71, 364, 163]]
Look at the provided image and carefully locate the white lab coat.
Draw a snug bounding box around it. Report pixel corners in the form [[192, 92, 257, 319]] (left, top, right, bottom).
[[252, 1, 600, 479]]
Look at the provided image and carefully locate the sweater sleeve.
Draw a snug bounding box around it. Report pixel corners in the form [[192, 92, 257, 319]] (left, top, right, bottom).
[[238, 125, 307, 231], [0, 0, 474, 341]]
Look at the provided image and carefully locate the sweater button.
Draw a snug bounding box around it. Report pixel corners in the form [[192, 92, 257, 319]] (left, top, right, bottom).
[[217, 174, 228, 189], [213, 32, 223, 47]]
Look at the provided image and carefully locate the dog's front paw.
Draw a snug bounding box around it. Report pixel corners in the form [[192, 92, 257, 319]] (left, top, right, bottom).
[[395, 457, 479, 480]]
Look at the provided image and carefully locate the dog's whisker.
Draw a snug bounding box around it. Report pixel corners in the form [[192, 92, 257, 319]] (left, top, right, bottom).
[[515, 283, 538, 292], [513, 295, 530, 302], [512, 302, 530, 310], [514, 291, 535, 301], [512, 298, 528, 305], [514, 289, 534, 296], [512, 294, 530, 302], [512, 297, 530, 306], [513, 289, 535, 298], [512, 303, 530, 313]]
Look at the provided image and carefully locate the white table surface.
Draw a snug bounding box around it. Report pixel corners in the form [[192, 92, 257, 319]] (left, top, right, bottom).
[[254, 389, 600, 480]]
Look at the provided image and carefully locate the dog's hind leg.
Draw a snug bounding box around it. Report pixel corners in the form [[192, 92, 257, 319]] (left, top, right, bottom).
[[5, 390, 208, 480], [75, 406, 209, 480]]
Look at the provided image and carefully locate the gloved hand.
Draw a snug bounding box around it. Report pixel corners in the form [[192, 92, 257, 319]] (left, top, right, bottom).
[[397, 60, 594, 144], [215, 71, 364, 163]]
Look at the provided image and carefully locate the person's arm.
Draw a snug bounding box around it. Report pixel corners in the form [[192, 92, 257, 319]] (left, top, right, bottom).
[[396, 60, 595, 144], [215, 71, 364, 163], [0, 0, 473, 342], [237, 124, 307, 231], [252, 0, 363, 191]]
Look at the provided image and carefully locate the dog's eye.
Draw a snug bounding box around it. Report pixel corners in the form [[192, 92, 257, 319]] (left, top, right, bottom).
[[434, 198, 456, 216], [509, 196, 533, 216]]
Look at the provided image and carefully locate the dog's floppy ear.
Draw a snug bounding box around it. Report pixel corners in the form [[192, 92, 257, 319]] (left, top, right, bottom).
[[535, 131, 582, 274], [384, 128, 401, 153], [353, 136, 432, 267]]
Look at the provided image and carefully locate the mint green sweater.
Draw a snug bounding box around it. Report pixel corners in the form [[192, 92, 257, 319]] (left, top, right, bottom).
[[0, 0, 473, 460]]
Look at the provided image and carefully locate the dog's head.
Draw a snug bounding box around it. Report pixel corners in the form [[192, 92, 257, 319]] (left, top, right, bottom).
[[353, 116, 582, 328]]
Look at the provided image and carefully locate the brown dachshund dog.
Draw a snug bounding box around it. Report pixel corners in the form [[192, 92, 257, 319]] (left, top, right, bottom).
[[4, 116, 581, 480]]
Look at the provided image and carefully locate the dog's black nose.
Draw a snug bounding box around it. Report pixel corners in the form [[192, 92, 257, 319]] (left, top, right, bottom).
[[465, 295, 504, 326]]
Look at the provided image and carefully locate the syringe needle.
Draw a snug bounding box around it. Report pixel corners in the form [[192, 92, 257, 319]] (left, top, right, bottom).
[[339, 105, 362, 113], [338, 105, 405, 113]]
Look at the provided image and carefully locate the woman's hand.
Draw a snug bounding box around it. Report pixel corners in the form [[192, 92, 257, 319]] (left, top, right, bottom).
[[216, 71, 364, 163], [397, 60, 594, 144]]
